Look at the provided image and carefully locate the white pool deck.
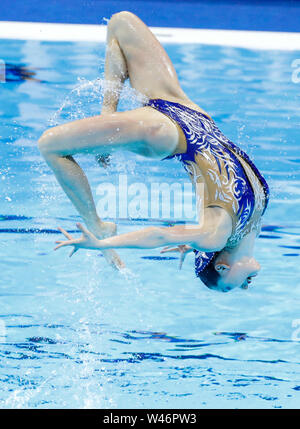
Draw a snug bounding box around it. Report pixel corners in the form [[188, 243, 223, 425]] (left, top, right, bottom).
[[0, 21, 299, 51]]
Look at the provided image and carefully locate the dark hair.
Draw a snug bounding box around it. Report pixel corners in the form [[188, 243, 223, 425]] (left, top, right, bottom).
[[198, 252, 221, 289]]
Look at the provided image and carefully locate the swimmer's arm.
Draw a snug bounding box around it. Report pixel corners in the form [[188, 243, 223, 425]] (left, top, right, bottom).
[[54, 209, 231, 254], [96, 208, 232, 251], [96, 39, 128, 165], [95, 223, 229, 252], [55, 224, 214, 254]]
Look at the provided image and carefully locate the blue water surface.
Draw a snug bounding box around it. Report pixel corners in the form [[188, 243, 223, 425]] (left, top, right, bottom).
[[0, 38, 300, 408]]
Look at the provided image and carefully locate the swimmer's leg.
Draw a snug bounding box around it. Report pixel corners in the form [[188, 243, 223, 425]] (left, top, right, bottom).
[[103, 11, 188, 107], [101, 36, 128, 115], [38, 107, 179, 267], [95, 36, 128, 167], [94, 11, 188, 167], [38, 145, 124, 269]]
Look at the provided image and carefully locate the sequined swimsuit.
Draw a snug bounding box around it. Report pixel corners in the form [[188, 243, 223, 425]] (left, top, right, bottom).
[[146, 99, 270, 276]]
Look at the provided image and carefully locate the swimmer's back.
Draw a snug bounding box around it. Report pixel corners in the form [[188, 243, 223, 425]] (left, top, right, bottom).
[[146, 97, 269, 247]]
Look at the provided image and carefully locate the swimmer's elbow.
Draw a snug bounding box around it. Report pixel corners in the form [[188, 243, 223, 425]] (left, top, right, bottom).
[[211, 231, 229, 251], [193, 230, 228, 252], [212, 231, 229, 250], [197, 215, 232, 251]]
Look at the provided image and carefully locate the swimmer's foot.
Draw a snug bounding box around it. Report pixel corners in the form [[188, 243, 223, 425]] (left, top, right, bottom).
[[91, 220, 117, 239], [89, 220, 125, 270]]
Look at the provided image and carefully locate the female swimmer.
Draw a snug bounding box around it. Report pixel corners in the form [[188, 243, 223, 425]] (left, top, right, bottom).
[[38, 12, 269, 292]]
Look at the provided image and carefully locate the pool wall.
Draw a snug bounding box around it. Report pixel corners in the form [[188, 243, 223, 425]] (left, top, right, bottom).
[[1, 0, 300, 32]]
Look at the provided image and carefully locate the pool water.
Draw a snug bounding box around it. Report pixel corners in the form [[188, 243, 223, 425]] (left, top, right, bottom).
[[0, 38, 300, 409]]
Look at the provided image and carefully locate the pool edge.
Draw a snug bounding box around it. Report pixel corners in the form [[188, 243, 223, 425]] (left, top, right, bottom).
[[0, 21, 300, 51]]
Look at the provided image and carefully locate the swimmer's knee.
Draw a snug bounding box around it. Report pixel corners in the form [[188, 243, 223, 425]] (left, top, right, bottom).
[[108, 11, 139, 37], [38, 128, 59, 157], [37, 131, 48, 155], [109, 11, 138, 25]]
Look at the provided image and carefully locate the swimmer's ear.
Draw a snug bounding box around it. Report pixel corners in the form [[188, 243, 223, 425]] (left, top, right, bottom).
[[215, 263, 230, 275]]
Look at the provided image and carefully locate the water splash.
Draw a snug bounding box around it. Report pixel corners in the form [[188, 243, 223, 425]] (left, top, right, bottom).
[[48, 77, 148, 127], [119, 266, 143, 297]]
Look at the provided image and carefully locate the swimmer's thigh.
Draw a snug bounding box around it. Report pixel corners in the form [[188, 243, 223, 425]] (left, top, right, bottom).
[[38, 107, 179, 159]]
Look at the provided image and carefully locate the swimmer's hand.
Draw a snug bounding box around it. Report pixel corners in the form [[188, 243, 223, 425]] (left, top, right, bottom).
[[160, 245, 193, 270], [54, 223, 101, 257]]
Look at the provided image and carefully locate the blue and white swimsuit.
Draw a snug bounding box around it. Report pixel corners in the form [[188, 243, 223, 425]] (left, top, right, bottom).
[[146, 99, 270, 276]]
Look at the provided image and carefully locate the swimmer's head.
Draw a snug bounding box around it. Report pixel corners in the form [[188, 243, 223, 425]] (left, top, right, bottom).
[[198, 250, 261, 292]]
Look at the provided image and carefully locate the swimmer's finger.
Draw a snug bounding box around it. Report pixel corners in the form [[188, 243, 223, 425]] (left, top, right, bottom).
[[76, 222, 92, 236], [179, 252, 186, 270], [54, 239, 78, 251], [54, 241, 68, 251], [69, 247, 79, 258], [76, 223, 99, 243], [160, 246, 180, 253], [57, 226, 73, 240]]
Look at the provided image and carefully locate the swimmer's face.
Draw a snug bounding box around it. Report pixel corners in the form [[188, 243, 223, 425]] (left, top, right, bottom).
[[214, 256, 261, 292]]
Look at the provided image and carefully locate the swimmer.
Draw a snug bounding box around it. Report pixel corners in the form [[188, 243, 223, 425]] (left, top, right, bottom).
[[38, 11, 269, 292]]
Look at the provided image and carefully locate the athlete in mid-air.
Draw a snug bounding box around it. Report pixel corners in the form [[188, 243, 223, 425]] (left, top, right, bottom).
[[38, 11, 269, 292]]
